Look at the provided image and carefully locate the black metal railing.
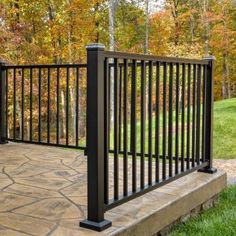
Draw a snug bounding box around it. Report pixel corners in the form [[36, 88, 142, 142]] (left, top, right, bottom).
[[0, 44, 217, 232], [0, 63, 87, 149], [80, 44, 217, 232]]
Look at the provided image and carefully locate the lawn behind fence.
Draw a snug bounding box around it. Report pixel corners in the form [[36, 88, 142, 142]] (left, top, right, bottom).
[[213, 98, 236, 159], [107, 97, 236, 160]]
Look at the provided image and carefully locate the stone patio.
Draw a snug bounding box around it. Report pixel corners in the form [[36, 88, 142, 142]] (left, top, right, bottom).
[[214, 159, 236, 185], [0, 143, 226, 236]]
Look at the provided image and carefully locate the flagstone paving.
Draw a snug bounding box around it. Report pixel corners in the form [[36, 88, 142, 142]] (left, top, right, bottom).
[[0, 142, 227, 236], [214, 159, 236, 185]]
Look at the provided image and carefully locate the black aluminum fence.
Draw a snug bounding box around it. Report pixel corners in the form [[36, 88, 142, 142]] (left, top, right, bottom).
[[0, 44, 217, 232], [80, 44, 216, 231], [0, 63, 87, 149]]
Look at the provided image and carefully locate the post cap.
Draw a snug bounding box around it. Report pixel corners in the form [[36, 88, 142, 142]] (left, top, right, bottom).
[[203, 55, 216, 61], [86, 43, 105, 51], [0, 58, 7, 65]]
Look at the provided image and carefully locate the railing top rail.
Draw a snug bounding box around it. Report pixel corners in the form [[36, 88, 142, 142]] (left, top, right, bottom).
[[103, 51, 208, 65], [3, 63, 87, 69]]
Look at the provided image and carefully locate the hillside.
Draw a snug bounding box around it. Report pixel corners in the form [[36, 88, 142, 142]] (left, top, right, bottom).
[[214, 98, 236, 159]]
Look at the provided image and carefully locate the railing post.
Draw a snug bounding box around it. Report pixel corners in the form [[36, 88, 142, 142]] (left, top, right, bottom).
[[198, 56, 217, 174], [0, 60, 7, 144], [80, 44, 112, 231]]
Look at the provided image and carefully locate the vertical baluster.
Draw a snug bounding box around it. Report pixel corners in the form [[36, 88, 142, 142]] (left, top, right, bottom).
[[123, 59, 128, 196], [114, 58, 119, 200], [38, 68, 41, 142], [192, 65, 196, 167], [5, 69, 8, 139], [196, 65, 202, 165], [47, 68, 50, 144], [162, 62, 167, 180], [202, 64, 207, 163], [155, 61, 160, 182], [175, 63, 179, 174], [119, 64, 122, 152], [13, 68, 16, 139], [140, 60, 146, 189], [66, 67, 69, 145], [148, 61, 153, 185], [56, 67, 60, 145], [186, 64, 191, 169], [0, 62, 7, 143], [21, 68, 24, 140], [181, 64, 185, 172], [76, 67, 79, 147], [104, 58, 109, 204], [108, 64, 111, 152], [30, 68, 33, 141], [168, 63, 173, 177], [131, 59, 137, 192]]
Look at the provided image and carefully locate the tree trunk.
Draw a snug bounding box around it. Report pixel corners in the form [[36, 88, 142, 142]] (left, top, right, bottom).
[[109, 0, 116, 51], [227, 60, 231, 98], [27, 119, 30, 140], [60, 90, 66, 139], [233, 83, 236, 96], [70, 87, 76, 142], [144, 0, 149, 54], [16, 99, 22, 138], [95, 3, 100, 43], [203, 0, 210, 56], [79, 87, 86, 139], [189, 1, 195, 43], [222, 53, 227, 99], [68, 30, 72, 64], [109, 0, 117, 125], [170, 0, 180, 46]]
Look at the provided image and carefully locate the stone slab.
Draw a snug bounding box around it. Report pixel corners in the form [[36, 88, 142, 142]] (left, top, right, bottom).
[[0, 143, 227, 236]]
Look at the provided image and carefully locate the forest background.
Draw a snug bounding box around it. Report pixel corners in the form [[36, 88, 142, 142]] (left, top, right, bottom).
[[0, 0, 236, 100]]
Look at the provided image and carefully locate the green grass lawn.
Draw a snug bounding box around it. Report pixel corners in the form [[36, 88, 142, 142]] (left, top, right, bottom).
[[213, 98, 236, 159], [170, 184, 236, 236], [108, 97, 236, 160], [169, 98, 236, 235]]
